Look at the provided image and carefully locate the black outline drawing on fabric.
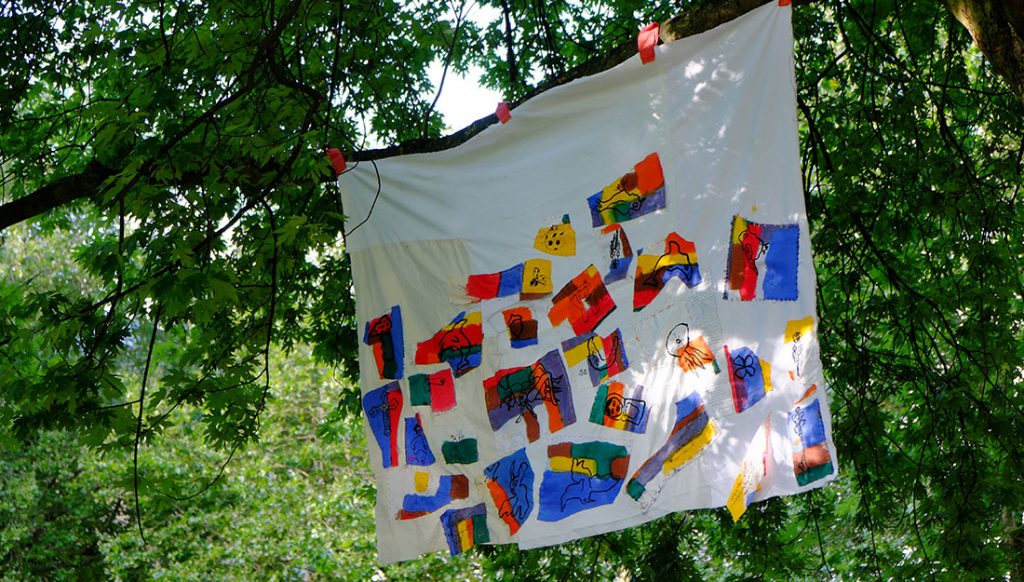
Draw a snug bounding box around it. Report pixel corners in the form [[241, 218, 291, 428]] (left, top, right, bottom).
[[498, 365, 566, 423], [540, 227, 567, 253], [559, 458, 619, 512], [641, 238, 697, 289], [606, 332, 624, 370], [603, 394, 646, 428], [666, 323, 713, 371], [791, 331, 805, 377], [585, 336, 607, 376], [439, 320, 475, 376], [368, 313, 391, 336], [367, 390, 400, 437], [408, 418, 432, 462], [731, 351, 759, 380], [573, 274, 595, 305], [790, 406, 812, 473], [428, 373, 450, 392], [596, 172, 644, 220], [503, 391, 544, 424], [609, 229, 624, 268], [367, 313, 392, 336], [529, 266, 549, 289], [496, 458, 533, 525], [507, 313, 527, 343], [739, 227, 769, 274]]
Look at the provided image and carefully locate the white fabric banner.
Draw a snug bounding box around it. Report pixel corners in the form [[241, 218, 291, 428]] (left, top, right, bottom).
[[342, 3, 837, 563]]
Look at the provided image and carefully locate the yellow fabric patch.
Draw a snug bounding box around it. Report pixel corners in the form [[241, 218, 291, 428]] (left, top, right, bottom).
[[549, 456, 599, 475], [414, 471, 430, 493], [521, 259, 553, 295], [662, 422, 716, 474], [534, 221, 576, 256], [726, 469, 751, 522], [784, 316, 815, 344]]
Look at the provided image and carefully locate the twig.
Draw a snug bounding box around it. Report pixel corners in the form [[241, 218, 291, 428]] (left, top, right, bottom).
[[133, 304, 163, 547], [422, 0, 469, 138]]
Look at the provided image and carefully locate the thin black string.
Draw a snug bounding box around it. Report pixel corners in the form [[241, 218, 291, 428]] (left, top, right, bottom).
[[340, 157, 381, 239]]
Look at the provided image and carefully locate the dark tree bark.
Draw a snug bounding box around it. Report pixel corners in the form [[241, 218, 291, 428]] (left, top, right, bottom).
[[946, 0, 1024, 101], [0, 160, 115, 231]]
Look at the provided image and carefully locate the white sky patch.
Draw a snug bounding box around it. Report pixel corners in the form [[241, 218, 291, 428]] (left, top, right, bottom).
[[427, 63, 504, 133], [428, 2, 504, 133]]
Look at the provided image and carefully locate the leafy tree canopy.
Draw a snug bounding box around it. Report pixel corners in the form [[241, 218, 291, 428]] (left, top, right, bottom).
[[1, 0, 1023, 578]]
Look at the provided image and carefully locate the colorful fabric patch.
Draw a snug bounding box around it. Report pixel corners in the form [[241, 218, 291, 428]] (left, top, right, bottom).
[[362, 381, 403, 469], [465, 259, 555, 303], [589, 382, 649, 433], [414, 471, 430, 492], [538, 441, 630, 521], [785, 316, 815, 379], [784, 317, 815, 344], [396, 474, 469, 519], [466, 263, 525, 302], [634, 233, 702, 311], [415, 311, 483, 378], [408, 369, 457, 413], [588, 152, 667, 227], [484, 449, 535, 536], [534, 214, 576, 256], [483, 349, 574, 443], [440, 503, 489, 556], [724, 216, 799, 301], [405, 414, 436, 466], [442, 438, 479, 464], [503, 306, 539, 349], [726, 420, 771, 522], [665, 322, 719, 374], [363, 306, 404, 380], [627, 392, 716, 509], [725, 345, 773, 413], [788, 386, 834, 486], [601, 224, 634, 283], [548, 265, 616, 336], [521, 258, 554, 298], [561, 329, 629, 386]]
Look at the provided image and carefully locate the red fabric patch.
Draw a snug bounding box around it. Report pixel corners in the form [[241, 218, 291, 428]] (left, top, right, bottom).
[[496, 102, 511, 124], [466, 272, 501, 301], [431, 372, 457, 413], [326, 148, 346, 175], [638, 22, 660, 64]]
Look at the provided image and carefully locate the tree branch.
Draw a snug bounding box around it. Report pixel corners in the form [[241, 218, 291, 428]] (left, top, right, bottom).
[[0, 159, 115, 231], [0, 0, 312, 234], [133, 304, 162, 548], [0, 0, 800, 229], [945, 0, 1024, 102], [350, 0, 777, 161]]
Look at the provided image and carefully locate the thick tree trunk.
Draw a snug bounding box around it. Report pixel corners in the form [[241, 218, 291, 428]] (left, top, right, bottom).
[[946, 0, 1024, 101]]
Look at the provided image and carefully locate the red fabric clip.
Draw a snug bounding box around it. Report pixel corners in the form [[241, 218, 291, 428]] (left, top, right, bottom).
[[326, 148, 346, 175], [496, 102, 511, 124], [638, 22, 660, 64], [778, 0, 792, 5]]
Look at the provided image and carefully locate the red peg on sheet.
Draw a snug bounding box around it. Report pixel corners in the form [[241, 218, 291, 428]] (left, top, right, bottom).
[[778, 0, 792, 5], [326, 148, 346, 175], [496, 102, 511, 124], [638, 22, 660, 64]]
